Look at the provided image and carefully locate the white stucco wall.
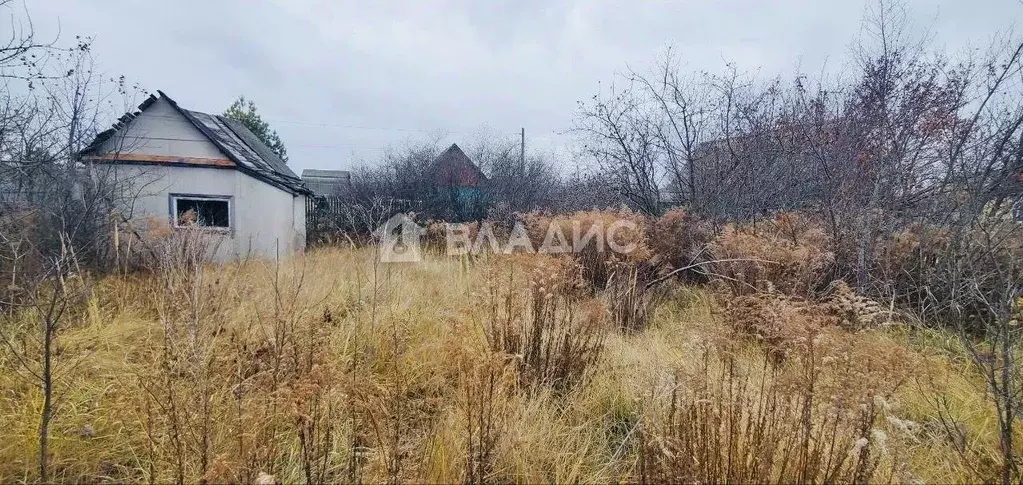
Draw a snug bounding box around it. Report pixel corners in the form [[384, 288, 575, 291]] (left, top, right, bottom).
[[112, 164, 304, 261], [232, 168, 303, 259], [95, 96, 306, 262], [293, 194, 307, 252]]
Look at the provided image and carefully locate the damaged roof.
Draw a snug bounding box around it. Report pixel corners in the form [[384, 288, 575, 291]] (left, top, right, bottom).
[[80, 91, 309, 195]]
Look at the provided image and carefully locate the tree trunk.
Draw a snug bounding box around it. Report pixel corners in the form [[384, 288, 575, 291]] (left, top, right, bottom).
[[40, 321, 53, 483], [1000, 323, 1015, 485]]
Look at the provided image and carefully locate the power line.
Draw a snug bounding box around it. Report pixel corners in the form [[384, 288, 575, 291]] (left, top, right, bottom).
[[264, 118, 575, 140], [262, 118, 472, 134], [140, 112, 572, 137], [297, 145, 387, 150], [115, 114, 572, 152]]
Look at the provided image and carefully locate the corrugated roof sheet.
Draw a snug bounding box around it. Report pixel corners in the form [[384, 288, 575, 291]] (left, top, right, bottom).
[[220, 116, 298, 179]]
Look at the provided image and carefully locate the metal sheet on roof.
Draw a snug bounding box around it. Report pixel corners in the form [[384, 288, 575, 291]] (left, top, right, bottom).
[[184, 110, 265, 171], [222, 117, 298, 179]]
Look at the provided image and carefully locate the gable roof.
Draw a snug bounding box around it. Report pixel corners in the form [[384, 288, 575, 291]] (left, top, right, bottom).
[[81, 91, 309, 195], [431, 143, 487, 187]]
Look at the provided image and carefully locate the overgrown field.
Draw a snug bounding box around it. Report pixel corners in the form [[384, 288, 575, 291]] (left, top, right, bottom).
[[0, 227, 1016, 483]]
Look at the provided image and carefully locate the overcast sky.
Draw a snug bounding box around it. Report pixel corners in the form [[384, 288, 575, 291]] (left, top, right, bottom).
[[24, 0, 1023, 173]]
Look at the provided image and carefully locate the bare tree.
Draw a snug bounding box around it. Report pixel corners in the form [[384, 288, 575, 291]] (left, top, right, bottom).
[[629, 50, 717, 211], [547, 161, 624, 213], [468, 133, 560, 217], [575, 81, 664, 215], [0, 3, 146, 481], [928, 32, 1023, 484], [0, 229, 91, 483]]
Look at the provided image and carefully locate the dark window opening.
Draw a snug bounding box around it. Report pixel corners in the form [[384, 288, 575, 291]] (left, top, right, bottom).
[[174, 197, 230, 229]]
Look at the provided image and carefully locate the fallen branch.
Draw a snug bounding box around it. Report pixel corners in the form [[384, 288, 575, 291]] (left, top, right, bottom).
[[645, 258, 779, 289]]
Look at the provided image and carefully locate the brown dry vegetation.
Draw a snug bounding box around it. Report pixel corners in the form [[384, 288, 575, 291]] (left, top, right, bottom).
[[0, 210, 1019, 483]]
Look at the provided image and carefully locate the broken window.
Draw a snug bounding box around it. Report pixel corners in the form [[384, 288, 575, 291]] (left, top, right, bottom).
[[172, 195, 231, 229]]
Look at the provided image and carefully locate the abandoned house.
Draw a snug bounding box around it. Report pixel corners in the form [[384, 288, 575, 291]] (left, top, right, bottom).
[[79, 91, 311, 261]]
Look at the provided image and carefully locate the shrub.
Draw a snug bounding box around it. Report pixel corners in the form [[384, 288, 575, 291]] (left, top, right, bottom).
[[647, 208, 715, 283], [723, 281, 900, 363], [639, 322, 912, 483], [519, 209, 669, 330], [867, 220, 1022, 332], [722, 292, 825, 360], [422, 219, 474, 254], [708, 212, 834, 297], [519, 209, 653, 288], [478, 254, 607, 391], [0, 210, 45, 307], [823, 280, 898, 331], [456, 352, 516, 483]]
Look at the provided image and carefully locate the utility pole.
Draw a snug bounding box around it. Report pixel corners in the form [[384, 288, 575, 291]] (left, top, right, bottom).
[[520, 127, 525, 176]]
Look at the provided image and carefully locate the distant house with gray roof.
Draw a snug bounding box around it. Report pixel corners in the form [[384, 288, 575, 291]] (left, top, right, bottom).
[[301, 169, 351, 198], [80, 91, 311, 261]]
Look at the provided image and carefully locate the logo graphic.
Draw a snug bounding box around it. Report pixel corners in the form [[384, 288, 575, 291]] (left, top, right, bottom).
[[373, 213, 426, 263], [371, 215, 640, 263]]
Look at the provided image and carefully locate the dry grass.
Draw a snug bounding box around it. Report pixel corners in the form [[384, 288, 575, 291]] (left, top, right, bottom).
[[0, 246, 1014, 483]]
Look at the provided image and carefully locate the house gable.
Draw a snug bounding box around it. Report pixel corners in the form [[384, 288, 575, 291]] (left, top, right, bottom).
[[81, 92, 310, 195], [86, 96, 233, 166], [431, 143, 486, 187]]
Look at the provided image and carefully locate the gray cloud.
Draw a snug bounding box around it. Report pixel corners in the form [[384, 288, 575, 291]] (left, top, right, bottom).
[[27, 0, 1022, 172]]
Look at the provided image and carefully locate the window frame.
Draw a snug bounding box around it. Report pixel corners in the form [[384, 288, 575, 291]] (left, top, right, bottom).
[[169, 193, 234, 232]]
